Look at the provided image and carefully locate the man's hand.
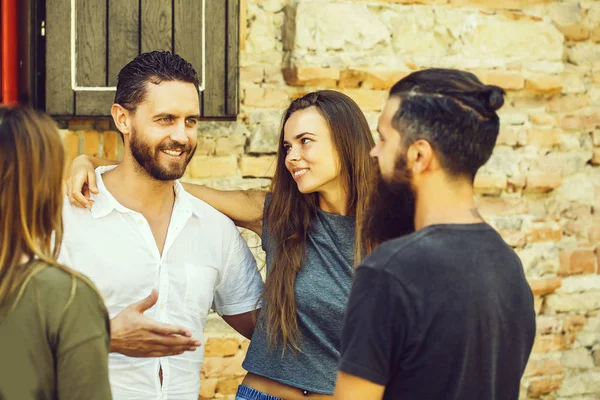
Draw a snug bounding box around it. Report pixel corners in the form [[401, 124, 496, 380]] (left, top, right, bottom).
[[63, 155, 99, 209], [110, 289, 202, 357]]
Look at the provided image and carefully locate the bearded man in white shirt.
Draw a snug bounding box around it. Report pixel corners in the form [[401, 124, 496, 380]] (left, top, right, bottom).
[[59, 51, 264, 400]]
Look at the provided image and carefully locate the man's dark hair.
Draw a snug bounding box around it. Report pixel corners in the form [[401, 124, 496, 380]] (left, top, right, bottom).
[[114, 51, 200, 111], [389, 68, 505, 180]]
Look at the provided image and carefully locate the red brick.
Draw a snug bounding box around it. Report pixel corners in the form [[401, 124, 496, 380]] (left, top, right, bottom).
[[215, 136, 247, 156], [592, 25, 600, 43], [67, 119, 95, 130], [564, 315, 587, 333], [529, 114, 557, 127], [449, 0, 550, 9], [240, 65, 265, 84], [526, 224, 563, 243], [528, 277, 561, 296], [216, 377, 244, 395], [560, 114, 600, 131], [62, 131, 80, 163], [592, 131, 600, 146], [532, 334, 565, 353], [283, 66, 340, 88], [201, 354, 246, 378], [592, 148, 600, 165], [534, 296, 544, 315], [558, 248, 597, 276], [526, 128, 561, 148], [525, 172, 562, 193], [341, 89, 388, 111], [473, 173, 507, 194], [536, 316, 563, 335], [499, 229, 525, 248], [244, 87, 290, 108], [546, 94, 590, 113], [204, 338, 240, 358], [525, 74, 563, 95], [199, 378, 218, 399], [338, 69, 410, 90], [527, 377, 563, 397], [589, 225, 600, 243], [239, 155, 276, 178], [82, 131, 100, 157], [557, 23, 590, 42], [523, 357, 563, 378], [189, 156, 239, 179], [101, 130, 120, 160], [472, 70, 524, 91], [496, 125, 525, 146], [476, 196, 527, 216]]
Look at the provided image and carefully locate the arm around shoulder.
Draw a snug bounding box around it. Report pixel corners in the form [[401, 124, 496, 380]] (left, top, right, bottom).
[[182, 183, 266, 235]]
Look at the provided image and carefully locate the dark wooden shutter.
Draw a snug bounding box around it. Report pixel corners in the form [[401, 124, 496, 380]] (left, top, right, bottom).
[[45, 0, 239, 118]]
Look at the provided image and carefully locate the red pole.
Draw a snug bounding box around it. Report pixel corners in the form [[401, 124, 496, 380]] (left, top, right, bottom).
[[2, 0, 19, 104]]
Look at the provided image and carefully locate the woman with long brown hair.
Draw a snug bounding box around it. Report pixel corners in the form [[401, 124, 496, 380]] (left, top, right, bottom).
[[0, 105, 112, 399], [65, 90, 375, 400]]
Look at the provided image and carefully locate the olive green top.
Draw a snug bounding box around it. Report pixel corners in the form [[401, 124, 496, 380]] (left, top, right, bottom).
[[0, 263, 112, 400]]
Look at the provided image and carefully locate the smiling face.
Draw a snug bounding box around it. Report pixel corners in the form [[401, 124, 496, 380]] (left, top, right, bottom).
[[282, 107, 342, 195], [126, 80, 200, 180]]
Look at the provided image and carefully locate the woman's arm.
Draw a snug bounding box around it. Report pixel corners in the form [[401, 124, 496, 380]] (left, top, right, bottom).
[[65, 155, 267, 235], [182, 183, 266, 235]]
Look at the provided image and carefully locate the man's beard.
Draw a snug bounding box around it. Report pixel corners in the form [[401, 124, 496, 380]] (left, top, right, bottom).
[[129, 126, 196, 181], [362, 154, 416, 250]]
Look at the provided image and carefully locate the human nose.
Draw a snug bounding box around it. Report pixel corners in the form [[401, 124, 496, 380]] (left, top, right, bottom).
[[287, 145, 301, 162], [170, 121, 189, 143]]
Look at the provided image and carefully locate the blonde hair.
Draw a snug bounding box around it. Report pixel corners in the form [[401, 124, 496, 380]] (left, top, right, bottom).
[[0, 105, 96, 311]]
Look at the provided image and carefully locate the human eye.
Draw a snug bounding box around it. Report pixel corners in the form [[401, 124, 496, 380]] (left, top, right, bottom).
[[301, 137, 312, 145], [185, 118, 198, 127], [158, 117, 173, 124], [283, 144, 291, 153]]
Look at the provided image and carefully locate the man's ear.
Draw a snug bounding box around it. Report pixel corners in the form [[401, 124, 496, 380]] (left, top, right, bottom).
[[407, 139, 435, 175], [111, 104, 131, 137]]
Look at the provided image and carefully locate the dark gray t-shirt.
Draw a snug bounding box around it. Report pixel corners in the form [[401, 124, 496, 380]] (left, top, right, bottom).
[[242, 195, 355, 394], [339, 224, 536, 400]]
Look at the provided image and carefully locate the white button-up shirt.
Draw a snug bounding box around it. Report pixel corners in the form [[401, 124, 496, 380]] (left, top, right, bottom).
[[59, 166, 264, 400]]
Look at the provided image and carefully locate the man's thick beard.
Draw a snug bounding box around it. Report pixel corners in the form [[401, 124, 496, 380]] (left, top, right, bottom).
[[361, 156, 416, 250], [129, 127, 196, 181]]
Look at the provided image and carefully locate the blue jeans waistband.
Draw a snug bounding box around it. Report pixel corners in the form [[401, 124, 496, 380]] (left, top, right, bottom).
[[236, 384, 284, 400]]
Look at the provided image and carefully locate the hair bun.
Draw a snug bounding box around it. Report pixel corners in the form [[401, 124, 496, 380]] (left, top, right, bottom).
[[484, 85, 505, 113]]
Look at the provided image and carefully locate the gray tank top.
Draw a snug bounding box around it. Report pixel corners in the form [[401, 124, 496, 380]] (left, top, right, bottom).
[[242, 195, 355, 394]]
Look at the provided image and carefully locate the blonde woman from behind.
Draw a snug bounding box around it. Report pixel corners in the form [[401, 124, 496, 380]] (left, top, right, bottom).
[[0, 105, 112, 400]]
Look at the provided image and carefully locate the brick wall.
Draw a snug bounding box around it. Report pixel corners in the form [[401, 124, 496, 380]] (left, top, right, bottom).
[[59, 0, 600, 398]]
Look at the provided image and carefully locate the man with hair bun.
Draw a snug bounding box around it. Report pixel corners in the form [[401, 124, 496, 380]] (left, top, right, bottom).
[[335, 68, 536, 400]]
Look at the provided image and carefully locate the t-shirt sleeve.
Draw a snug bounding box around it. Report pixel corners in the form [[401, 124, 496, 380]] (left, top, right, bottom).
[[339, 266, 409, 386], [213, 224, 264, 316], [55, 278, 112, 399]]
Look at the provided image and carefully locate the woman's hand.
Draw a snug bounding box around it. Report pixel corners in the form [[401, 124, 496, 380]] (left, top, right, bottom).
[[63, 155, 99, 208]]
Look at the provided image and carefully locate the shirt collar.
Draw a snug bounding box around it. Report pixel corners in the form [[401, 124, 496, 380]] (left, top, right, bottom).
[[90, 165, 204, 219]]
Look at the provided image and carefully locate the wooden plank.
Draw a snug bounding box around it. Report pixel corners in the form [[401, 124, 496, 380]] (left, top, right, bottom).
[[75, 0, 106, 86], [203, 0, 226, 117], [75, 91, 115, 116], [141, 0, 172, 53], [226, 0, 239, 116], [173, 0, 203, 115], [108, 0, 139, 86], [46, 0, 73, 115]]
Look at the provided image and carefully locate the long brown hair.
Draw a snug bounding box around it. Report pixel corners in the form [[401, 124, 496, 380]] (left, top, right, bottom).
[[0, 105, 93, 311], [263, 90, 376, 351]]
